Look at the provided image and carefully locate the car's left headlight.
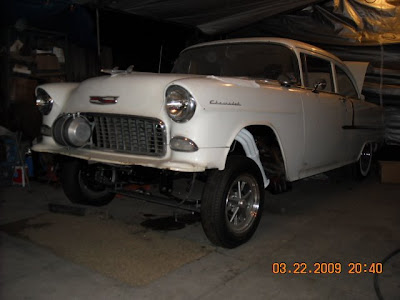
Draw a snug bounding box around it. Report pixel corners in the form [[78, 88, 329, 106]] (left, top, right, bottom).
[[35, 88, 53, 115], [165, 85, 196, 123]]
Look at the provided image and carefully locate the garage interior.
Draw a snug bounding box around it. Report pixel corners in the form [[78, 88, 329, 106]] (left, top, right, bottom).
[[0, 0, 400, 299]]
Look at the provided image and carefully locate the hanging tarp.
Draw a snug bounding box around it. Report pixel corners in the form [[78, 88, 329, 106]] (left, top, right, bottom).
[[23, 0, 396, 45], [385, 106, 400, 145], [232, 0, 400, 46], [102, 0, 323, 35]]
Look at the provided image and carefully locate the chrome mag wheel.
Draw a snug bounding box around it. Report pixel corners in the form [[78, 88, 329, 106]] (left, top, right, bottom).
[[225, 175, 260, 234]]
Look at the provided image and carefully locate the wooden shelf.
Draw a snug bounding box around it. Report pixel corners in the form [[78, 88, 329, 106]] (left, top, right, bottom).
[[2, 26, 68, 106], [9, 53, 35, 64]]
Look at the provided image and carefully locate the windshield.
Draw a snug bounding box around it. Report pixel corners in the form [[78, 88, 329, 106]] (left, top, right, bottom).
[[172, 42, 299, 83]]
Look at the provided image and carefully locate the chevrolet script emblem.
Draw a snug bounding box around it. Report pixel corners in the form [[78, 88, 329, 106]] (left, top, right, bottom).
[[90, 96, 118, 104]]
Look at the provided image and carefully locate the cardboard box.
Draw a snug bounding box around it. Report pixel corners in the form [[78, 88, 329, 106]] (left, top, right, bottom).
[[35, 54, 60, 71], [9, 77, 38, 104], [379, 161, 400, 184]]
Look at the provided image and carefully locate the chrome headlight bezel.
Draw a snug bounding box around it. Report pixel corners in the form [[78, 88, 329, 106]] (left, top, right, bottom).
[[165, 85, 196, 123], [36, 88, 53, 115]]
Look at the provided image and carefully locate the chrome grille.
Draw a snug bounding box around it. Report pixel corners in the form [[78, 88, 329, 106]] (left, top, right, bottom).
[[85, 113, 166, 156]]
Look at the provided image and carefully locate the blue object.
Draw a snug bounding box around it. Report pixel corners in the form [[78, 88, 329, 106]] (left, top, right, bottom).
[[25, 155, 34, 177]]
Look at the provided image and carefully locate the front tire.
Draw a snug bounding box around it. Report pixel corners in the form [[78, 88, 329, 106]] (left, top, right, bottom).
[[201, 156, 265, 248], [61, 159, 115, 206]]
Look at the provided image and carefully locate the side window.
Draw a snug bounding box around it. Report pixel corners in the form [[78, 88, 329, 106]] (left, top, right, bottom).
[[336, 66, 359, 98], [301, 53, 334, 92]]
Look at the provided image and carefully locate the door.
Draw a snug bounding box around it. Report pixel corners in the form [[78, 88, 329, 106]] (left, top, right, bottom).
[[300, 53, 352, 174]]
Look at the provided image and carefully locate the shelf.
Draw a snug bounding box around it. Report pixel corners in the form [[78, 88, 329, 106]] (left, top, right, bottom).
[[9, 53, 35, 64], [11, 71, 66, 79], [33, 72, 66, 78], [1, 26, 68, 107]]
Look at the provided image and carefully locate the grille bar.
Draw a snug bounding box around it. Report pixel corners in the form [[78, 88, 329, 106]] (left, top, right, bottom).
[[85, 113, 166, 157]]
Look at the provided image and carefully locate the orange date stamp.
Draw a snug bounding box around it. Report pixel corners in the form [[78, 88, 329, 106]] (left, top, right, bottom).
[[272, 262, 383, 274]]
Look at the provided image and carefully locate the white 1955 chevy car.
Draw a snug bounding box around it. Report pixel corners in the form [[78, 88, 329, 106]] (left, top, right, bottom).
[[33, 38, 384, 248]]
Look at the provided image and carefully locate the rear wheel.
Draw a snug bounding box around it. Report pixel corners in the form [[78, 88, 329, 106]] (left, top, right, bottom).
[[201, 156, 264, 248], [61, 159, 115, 206], [355, 143, 373, 179]]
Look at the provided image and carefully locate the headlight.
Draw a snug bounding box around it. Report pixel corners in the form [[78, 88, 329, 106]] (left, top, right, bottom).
[[165, 85, 196, 122], [36, 88, 53, 115]]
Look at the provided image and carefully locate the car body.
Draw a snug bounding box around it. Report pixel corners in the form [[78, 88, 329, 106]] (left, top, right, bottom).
[[33, 37, 384, 247]]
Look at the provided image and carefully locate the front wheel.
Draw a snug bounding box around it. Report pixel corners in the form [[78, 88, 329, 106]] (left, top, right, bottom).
[[201, 156, 265, 248], [61, 159, 115, 206]]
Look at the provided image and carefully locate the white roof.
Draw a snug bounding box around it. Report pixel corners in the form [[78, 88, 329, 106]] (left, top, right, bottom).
[[185, 37, 341, 62]]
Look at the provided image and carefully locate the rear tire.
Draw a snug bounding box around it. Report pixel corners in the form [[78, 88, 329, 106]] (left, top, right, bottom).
[[61, 159, 115, 206], [354, 143, 373, 179], [201, 156, 264, 248]]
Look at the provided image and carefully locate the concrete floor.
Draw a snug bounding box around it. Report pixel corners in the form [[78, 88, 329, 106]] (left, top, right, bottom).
[[0, 168, 399, 300]]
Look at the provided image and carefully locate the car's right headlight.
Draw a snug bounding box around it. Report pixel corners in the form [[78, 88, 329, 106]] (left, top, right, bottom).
[[35, 88, 53, 115], [165, 85, 196, 123]]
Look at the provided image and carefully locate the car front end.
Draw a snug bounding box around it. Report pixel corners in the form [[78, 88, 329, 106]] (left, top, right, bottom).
[[32, 72, 235, 172]]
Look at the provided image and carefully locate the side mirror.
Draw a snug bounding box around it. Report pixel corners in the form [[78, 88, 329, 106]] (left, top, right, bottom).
[[278, 74, 298, 88], [277, 74, 291, 87], [312, 78, 327, 93]]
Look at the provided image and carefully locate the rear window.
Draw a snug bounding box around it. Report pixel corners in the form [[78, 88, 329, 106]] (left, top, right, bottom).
[[336, 65, 359, 98]]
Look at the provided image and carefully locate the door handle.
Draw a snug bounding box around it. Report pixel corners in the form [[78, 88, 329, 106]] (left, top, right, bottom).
[[339, 97, 347, 103]]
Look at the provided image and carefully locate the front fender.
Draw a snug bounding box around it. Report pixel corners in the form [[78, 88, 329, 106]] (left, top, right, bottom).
[[36, 82, 79, 126]]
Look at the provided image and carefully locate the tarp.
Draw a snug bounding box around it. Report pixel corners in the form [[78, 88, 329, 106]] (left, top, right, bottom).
[[6, 1, 400, 45], [86, 0, 400, 45], [102, 0, 322, 35], [7, 1, 400, 46], [231, 0, 400, 46]]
